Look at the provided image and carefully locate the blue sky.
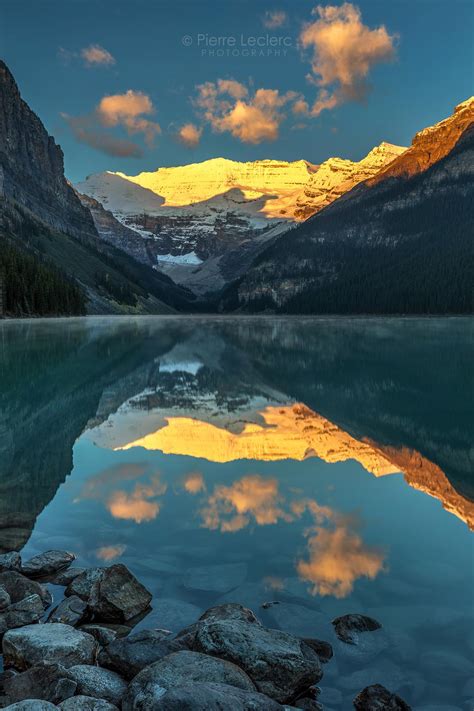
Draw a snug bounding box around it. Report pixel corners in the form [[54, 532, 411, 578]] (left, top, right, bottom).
[[1, 0, 472, 182]]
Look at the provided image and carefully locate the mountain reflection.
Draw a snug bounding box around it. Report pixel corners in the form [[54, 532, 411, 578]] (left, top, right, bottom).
[[0, 316, 472, 555]]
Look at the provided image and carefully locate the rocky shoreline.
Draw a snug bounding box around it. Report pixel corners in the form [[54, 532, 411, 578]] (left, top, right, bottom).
[[0, 550, 412, 710]]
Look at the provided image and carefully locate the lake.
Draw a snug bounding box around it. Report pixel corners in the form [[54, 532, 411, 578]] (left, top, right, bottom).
[[0, 316, 473, 708]]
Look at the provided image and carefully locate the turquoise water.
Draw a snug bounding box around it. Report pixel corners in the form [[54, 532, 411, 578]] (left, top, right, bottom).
[[1, 316, 473, 708]]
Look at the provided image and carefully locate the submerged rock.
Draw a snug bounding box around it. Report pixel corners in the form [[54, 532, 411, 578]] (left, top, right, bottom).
[[123, 650, 256, 709], [3, 623, 97, 670], [124, 681, 282, 710], [0, 595, 45, 636], [3, 662, 77, 704], [0, 552, 21, 573], [59, 697, 118, 710], [332, 614, 382, 645], [0, 571, 51, 609], [194, 618, 322, 702], [48, 596, 87, 626], [353, 683, 411, 710], [184, 562, 248, 593], [66, 665, 127, 707], [139, 598, 202, 633], [98, 629, 181, 680], [22, 551, 75, 579]]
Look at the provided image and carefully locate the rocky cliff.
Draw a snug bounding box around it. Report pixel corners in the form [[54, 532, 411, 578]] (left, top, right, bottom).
[[0, 61, 193, 315], [0, 61, 97, 241]]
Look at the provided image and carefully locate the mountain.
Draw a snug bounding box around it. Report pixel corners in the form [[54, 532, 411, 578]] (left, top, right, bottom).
[[0, 61, 194, 316], [220, 98, 474, 314], [77, 145, 405, 295]]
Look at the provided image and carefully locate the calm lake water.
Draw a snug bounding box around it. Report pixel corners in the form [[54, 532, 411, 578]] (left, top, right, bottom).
[[1, 316, 473, 709]]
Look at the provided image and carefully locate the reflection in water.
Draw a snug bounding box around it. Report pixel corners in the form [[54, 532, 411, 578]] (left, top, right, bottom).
[[1, 316, 472, 708]]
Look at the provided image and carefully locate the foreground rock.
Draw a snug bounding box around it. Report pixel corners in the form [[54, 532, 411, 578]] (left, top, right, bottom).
[[0, 584, 11, 610], [22, 551, 75, 579], [302, 638, 333, 664], [0, 595, 45, 636], [3, 624, 97, 670], [48, 596, 87, 626], [0, 571, 52, 609], [3, 702, 58, 710], [332, 614, 382, 645], [0, 553, 21, 573], [125, 681, 282, 710], [59, 697, 118, 710], [67, 565, 152, 623], [174, 603, 260, 649], [66, 665, 127, 707], [51, 568, 86, 587], [98, 629, 182, 680], [194, 617, 322, 703], [4, 662, 77, 705], [353, 683, 412, 710]]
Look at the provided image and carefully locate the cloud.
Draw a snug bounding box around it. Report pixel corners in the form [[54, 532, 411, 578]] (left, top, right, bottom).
[[97, 90, 161, 146], [262, 10, 288, 29], [61, 113, 143, 157], [183, 471, 206, 494], [96, 544, 127, 561], [299, 2, 397, 115], [297, 523, 385, 597], [81, 44, 116, 67], [107, 475, 167, 523], [295, 500, 385, 597], [177, 123, 202, 148], [200, 474, 293, 532], [194, 80, 300, 143], [62, 89, 160, 156]]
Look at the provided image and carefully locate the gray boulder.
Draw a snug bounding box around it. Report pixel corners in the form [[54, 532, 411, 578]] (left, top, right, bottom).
[[195, 619, 322, 702], [79, 625, 117, 647], [0, 552, 21, 573], [66, 665, 126, 707], [301, 639, 333, 664], [48, 596, 87, 626], [22, 551, 75, 579], [353, 684, 411, 710], [98, 629, 181, 680], [0, 584, 11, 610], [3, 662, 77, 704], [0, 595, 45, 636], [0, 571, 52, 609], [332, 615, 382, 645], [51, 568, 87, 587], [59, 697, 118, 710], [3, 623, 97, 670], [174, 603, 260, 650], [68, 565, 152, 623], [125, 681, 282, 710], [2, 702, 58, 710], [123, 650, 255, 709], [65, 569, 105, 602]]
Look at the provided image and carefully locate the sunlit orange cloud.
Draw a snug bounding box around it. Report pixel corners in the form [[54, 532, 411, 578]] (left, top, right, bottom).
[[96, 544, 126, 561], [183, 471, 206, 494], [300, 2, 396, 116], [200, 474, 293, 532], [107, 476, 167, 523], [297, 521, 385, 598]]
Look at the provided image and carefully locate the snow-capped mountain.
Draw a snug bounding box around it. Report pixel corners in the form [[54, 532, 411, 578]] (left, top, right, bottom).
[[76, 144, 405, 294]]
